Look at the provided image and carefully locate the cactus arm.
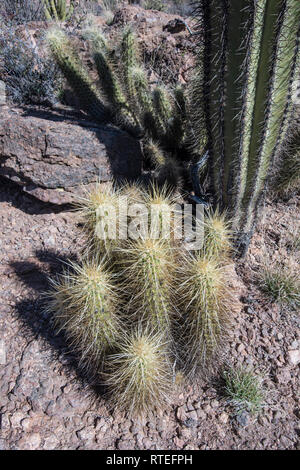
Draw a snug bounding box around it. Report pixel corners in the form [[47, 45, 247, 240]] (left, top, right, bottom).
[[243, 0, 300, 232], [90, 35, 141, 135], [121, 29, 139, 111], [43, 0, 53, 20], [168, 85, 186, 148], [269, 21, 300, 169], [50, 0, 59, 21], [58, 0, 66, 21], [67, 4, 74, 21], [152, 87, 172, 127], [47, 30, 110, 123], [230, 0, 282, 231], [188, 38, 208, 157], [130, 67, 159, 139]]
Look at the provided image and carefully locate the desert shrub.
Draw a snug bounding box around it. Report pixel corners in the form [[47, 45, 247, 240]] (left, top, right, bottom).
[[222, 367, 264, 415], [0, 0, 45, 23], [0, 25, 63, 106], [258, 264, 300, 310]]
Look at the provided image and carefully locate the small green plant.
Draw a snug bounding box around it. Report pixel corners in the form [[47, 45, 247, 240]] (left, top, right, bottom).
[[143, 0, 166, 12], [43, 0, 74, 21], [258, 264, 300, 309], [105, 327, 172, 416], [222, 367, 264, 415]]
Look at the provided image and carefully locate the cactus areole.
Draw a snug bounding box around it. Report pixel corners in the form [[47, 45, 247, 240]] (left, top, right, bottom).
[[194, 0, 300, 255]]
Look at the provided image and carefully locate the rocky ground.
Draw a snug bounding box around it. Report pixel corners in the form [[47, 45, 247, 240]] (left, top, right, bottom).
[[0, 176, 299, 450]]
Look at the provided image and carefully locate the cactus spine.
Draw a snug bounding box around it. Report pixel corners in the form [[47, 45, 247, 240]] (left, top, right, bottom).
[[193, 0, 300, 253]]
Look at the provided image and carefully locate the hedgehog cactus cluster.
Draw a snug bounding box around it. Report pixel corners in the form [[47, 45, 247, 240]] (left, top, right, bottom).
[[48, 183, 235, 415]]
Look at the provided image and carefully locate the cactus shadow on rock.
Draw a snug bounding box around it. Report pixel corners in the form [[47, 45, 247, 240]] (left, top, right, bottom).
[[10, 249, 107, 400]]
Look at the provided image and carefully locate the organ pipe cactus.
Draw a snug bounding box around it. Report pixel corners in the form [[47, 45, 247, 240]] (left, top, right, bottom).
[[193, 0, 300, 254]]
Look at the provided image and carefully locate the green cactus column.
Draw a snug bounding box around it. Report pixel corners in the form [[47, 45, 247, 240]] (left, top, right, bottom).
[[43, 0, 74, 21], [194, 0, 300, 254]]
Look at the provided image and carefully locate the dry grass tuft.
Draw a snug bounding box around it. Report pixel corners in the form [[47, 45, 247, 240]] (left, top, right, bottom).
[[222, 367, 264, 415]]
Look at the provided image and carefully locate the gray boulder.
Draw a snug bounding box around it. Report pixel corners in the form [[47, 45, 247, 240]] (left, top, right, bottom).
[[0, 108, 142, 204]]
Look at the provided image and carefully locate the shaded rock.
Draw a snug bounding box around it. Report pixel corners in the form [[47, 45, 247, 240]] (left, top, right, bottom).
[[163, 18, 187, 34], [0, 108, 142, 204], [110, 5, 196, 85]]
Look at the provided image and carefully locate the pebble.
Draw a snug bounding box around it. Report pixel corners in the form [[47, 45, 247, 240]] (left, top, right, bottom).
[[236, 411, 250, 428], [17, 433, 41, 450], [288, 350, 300, 366], [219, 412, 229, 424]]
